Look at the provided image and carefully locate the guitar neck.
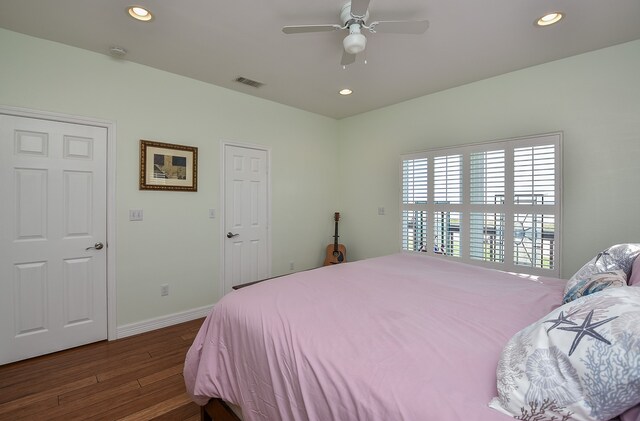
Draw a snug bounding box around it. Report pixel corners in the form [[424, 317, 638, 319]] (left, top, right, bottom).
[[333, 220, 339, 251]]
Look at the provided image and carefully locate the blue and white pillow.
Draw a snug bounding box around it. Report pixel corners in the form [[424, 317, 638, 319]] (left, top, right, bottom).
[[567, 244, 640, 292], [490, 287, 640, 421], [562, 270, 627, 304]]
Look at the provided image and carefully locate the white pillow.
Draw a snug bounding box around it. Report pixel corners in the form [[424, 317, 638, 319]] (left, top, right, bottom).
[[490, 287, 640, 421]]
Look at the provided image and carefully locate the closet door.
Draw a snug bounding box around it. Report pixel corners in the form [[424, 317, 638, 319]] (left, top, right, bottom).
[[0, 114, 108, 364]]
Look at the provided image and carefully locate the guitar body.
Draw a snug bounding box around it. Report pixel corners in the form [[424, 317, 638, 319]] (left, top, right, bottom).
[[324, 243, 346, 266], [323, 212, 347, 266]]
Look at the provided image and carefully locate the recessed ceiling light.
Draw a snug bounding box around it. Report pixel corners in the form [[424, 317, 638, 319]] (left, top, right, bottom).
[[339, 89, 353, 96], [536, 12, 563, 27], [128, 6, 153, 22]]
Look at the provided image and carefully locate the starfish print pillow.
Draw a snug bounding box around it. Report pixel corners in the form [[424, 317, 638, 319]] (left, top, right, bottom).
[[489, 286, 640, 421]]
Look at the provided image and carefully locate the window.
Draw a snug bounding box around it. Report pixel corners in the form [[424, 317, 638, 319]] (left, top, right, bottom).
[[401, 133, 561, 276]]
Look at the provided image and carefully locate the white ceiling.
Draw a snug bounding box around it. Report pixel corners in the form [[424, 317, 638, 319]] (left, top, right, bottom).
[[1, 1, 640, 119]]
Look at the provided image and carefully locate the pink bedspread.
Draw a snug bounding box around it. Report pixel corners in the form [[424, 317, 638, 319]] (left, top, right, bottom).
[[184, 253, 566, 420]]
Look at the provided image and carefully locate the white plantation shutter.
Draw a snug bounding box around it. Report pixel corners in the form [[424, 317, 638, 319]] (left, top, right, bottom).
[[433, 211, 461, 256], [470, 150, 505, 204], [402, 158, 428, 204], [433, 154, 462, 204], [400, 133, 561, 276], [514, 145, 555, 205], [470, 212, 505, 262], [402, 210, 428, 252]]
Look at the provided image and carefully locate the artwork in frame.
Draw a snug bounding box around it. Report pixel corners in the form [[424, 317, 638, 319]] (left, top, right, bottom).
[[139, 140, 198, 191]]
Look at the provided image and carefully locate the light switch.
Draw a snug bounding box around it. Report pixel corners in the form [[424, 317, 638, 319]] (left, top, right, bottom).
[[129, 209, 143, 221], [378, 207, 385, 215], [209, 209, 216, 219]]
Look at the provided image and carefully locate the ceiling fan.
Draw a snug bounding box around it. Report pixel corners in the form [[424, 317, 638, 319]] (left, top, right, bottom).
[[282, 0, 429, 66]]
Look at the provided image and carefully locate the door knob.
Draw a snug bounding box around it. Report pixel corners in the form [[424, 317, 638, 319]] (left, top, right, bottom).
[[227, 232, 239, 238], [86, 242, 104, 250]]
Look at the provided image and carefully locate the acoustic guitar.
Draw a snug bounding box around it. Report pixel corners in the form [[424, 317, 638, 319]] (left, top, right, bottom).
[[323, 212, 346, 265]]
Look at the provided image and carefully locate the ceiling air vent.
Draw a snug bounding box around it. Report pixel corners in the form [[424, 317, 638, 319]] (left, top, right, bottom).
[[234, 76, 264, 88]]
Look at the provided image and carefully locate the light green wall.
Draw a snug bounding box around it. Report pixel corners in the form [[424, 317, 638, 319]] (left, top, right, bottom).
[[0, 29, 339, 325], [2, 27, 640, 328], [337, 39, 640, 278]]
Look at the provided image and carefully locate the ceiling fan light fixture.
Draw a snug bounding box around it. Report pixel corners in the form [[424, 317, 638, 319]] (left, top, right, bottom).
[[343, 32, 367, 55], [128, 6, 153, 21], [536, 12, 563, 27]]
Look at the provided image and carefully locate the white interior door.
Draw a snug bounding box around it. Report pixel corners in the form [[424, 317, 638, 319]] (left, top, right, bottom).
[[223, 144, 270, 293], [0, 114, 108, 364]]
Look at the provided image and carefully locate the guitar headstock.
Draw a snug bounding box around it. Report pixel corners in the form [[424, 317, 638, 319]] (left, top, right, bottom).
[[334, 212, 340, 222]]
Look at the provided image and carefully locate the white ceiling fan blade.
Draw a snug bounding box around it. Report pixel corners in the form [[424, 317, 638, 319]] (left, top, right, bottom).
[[341, 51, 356, 66], [282, 24, 343, 34], [350, 0, 371, 18], [369, 19, 429, 34]]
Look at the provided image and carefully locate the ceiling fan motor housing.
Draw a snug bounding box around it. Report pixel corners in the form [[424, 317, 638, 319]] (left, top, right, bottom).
[[340, 2, 369, 23]]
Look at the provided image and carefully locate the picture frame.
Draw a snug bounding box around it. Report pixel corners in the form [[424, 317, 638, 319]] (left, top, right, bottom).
[[139, 140, 198, 191]]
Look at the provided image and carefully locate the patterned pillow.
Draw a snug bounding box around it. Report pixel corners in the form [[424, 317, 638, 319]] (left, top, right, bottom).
[[489, 287, 640, 421], [629, 256, 640, 287], [566, 244, 640, 296], [562, 270, 627, 304]]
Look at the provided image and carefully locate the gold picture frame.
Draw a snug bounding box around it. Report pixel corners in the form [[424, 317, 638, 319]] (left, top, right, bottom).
[[139, 140, 198, 191]]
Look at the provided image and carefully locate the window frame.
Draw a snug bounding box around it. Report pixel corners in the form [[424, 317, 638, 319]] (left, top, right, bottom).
[[400, 132, 562, 277]]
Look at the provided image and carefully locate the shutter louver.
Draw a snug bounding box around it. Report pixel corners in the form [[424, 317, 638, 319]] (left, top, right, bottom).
[[513, 145, 555, 205], [470, 150, 505, 204], [433, 211, 461, 257], [402, 210, 428, 252], [402, 158, 428, 204], [433, 154, 462, 204], [470, 212, 504, 262]]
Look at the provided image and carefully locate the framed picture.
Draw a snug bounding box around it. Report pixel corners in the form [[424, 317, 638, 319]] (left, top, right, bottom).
[[139, 140, 198, 191]]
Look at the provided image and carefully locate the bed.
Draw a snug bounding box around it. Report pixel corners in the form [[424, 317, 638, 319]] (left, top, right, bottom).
[[184, 253, 573, 420]]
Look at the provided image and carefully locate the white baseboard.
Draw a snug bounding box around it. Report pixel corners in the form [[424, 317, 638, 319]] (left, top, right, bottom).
[[116, 304, 213, 339]]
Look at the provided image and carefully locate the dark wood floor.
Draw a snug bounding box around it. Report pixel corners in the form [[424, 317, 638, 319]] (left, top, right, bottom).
[[0, 318, 205, 421]]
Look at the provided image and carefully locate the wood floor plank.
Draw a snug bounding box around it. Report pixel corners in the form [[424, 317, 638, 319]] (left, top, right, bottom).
[[58, 378, 142, 407], [116, 392, 193, 420], [96, 349, 186, 382], [138, 364, 184, 387], [150, 401, 200, 420], [0, 376, 97, 414], [0, 396, 58, 421], [181, 331, 198, 341], [25, 380, 142, 420], [0, 351, 151, 403], [89, 374, 188, 421], [0, 318, 205, 421]]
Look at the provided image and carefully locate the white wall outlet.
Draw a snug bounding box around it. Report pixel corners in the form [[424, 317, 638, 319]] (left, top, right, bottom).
[[208, 208, 216, 219], [289, 261, 295, 271], [160, 284, 169, 296], [378, 207, 385, 215], [129, 209, 144, 221]]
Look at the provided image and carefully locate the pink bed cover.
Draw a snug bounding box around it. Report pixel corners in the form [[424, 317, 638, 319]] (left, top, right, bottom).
[[184, 253, 567, 421]]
